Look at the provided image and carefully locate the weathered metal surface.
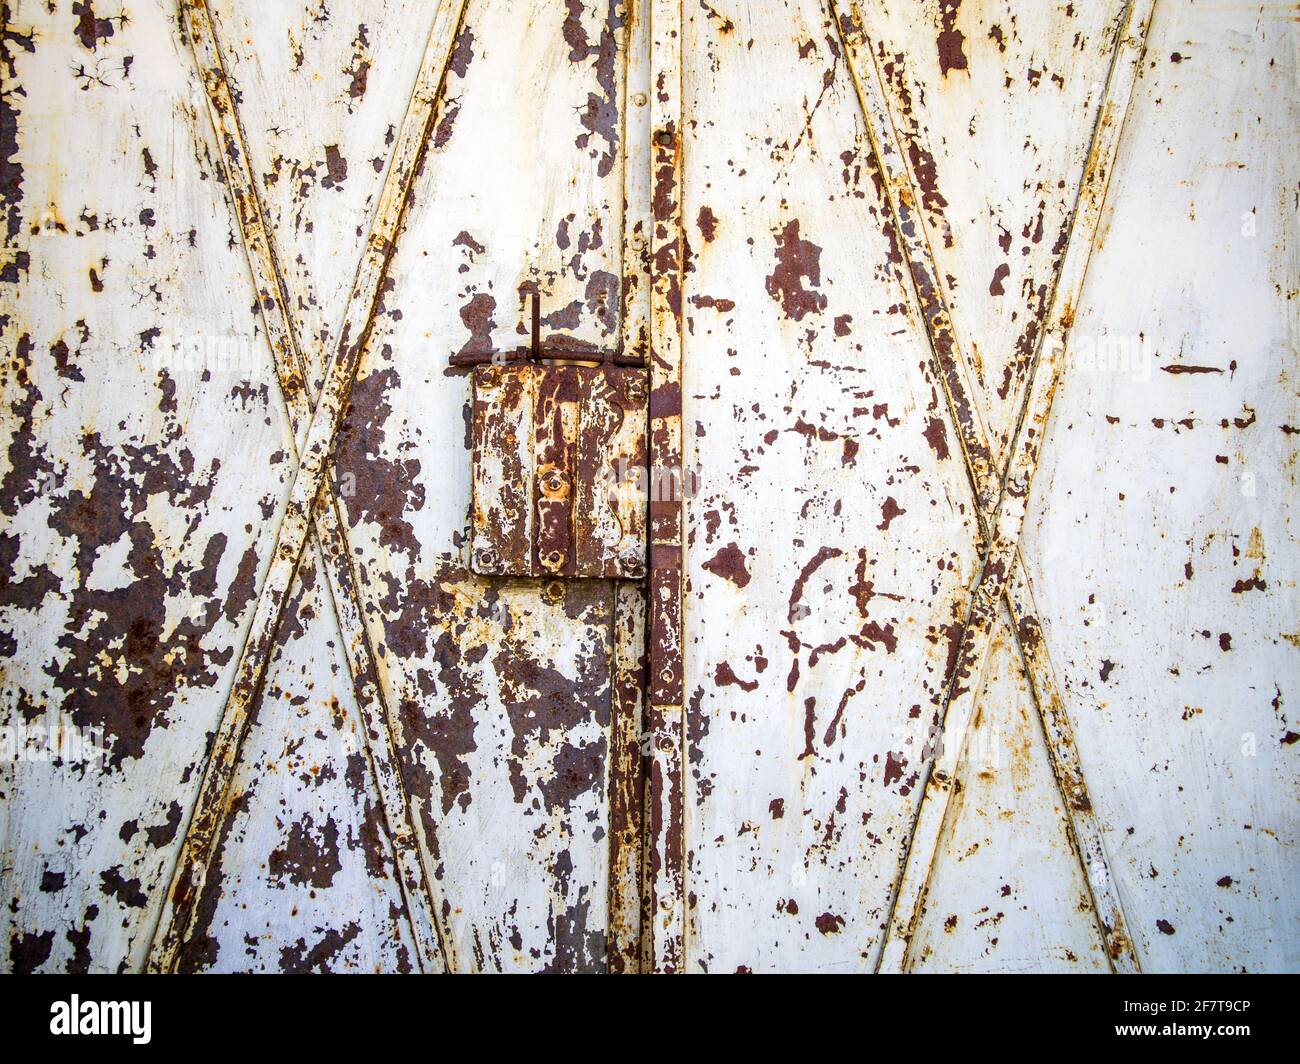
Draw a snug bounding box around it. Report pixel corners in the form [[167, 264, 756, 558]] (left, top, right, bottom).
[[680, 0, 981, 972], [148, 0, 471, 973], [0, 0, 305, 974], [872, 0, 1157, 974], [1, 0, 1295, 976], [153, 0, 448, 974], [1017, 0, 1298, 972]]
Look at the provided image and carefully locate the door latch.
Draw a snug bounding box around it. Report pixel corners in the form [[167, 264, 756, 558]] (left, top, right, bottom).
[[466, 295, 648, 580]]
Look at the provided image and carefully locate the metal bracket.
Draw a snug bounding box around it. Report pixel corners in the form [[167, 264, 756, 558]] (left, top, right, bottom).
[[470, 358, 647, 581]]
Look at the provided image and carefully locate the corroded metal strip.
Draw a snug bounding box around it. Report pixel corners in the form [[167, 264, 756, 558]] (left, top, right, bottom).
[[533, 367, 579, 575], [606, 0, 653, 972], [642, 695, 685, 973], [470, 365, 537, 576], [607, 581, 647, 972], [1005, 560, 1138, 969], [643, 0, 685, 973], [148, 0, 470, 973], [150, 0, 451, 973], [853, 0, 1158, 974], [619, 0, 653, 366]]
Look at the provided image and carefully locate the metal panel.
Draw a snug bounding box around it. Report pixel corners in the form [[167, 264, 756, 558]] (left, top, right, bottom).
[[1018, 0, 1299, 972], [0, 0, 300, 973], [2, 0, 1294, 975], [679, 0, 982, 972]]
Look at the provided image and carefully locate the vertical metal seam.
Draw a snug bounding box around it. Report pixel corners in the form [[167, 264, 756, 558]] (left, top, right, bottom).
[[146, 0, 471, 973], [833, 0, 1153, 972], [607, 0, 651, 974], [643, 0, 686, 974]]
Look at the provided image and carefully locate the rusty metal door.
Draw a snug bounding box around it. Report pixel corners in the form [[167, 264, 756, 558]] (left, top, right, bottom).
[[1, 0, 650, 974], [1, 0, 1296, 975]]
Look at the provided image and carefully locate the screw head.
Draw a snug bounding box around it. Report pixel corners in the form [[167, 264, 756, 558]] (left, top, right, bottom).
[[624, 377, 647, 405]]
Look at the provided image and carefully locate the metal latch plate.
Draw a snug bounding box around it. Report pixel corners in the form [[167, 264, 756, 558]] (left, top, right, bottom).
[[470, 363, 647, 579]]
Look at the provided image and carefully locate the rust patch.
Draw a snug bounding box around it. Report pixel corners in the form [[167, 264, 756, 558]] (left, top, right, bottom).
[[696, 205, 717, 242], [269, 814, 343, 890], [877, 495, 906, 531], [702, 541, 750, 588], [9, 930, 54, 974], [788, 546, 841, 622], [936, 1, 968, 76], [322, 144, 348, 188], [714, 661, 757, 692], [279, 921, 362, 973], [765, 219, 826, 322], [333, 362, 424, 561], [72, 2, 116, 52], [923, 416, 950, 460], [563, 0, 626, 179]]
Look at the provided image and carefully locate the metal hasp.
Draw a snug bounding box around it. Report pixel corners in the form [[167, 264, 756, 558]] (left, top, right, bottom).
[[471, 362, 648, 579]]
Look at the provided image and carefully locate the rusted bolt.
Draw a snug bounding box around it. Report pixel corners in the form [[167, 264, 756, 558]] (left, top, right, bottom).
[[624, 377, 647, 405], [620, 547, 644, 576], [632, 92, 647, 107], [543, 580, 565, 603], [657, 735, 675, 753], [476, 548, 498, 570], [546, 550, 563, 567], [659, 667, 674, 684]]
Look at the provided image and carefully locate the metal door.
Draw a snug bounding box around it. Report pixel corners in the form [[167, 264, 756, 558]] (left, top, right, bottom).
[[1, 0, 1295, 974]]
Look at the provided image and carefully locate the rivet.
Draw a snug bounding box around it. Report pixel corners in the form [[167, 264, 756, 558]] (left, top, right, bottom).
[[624, 377, 647, 405], [632, 92, 647, 107]]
